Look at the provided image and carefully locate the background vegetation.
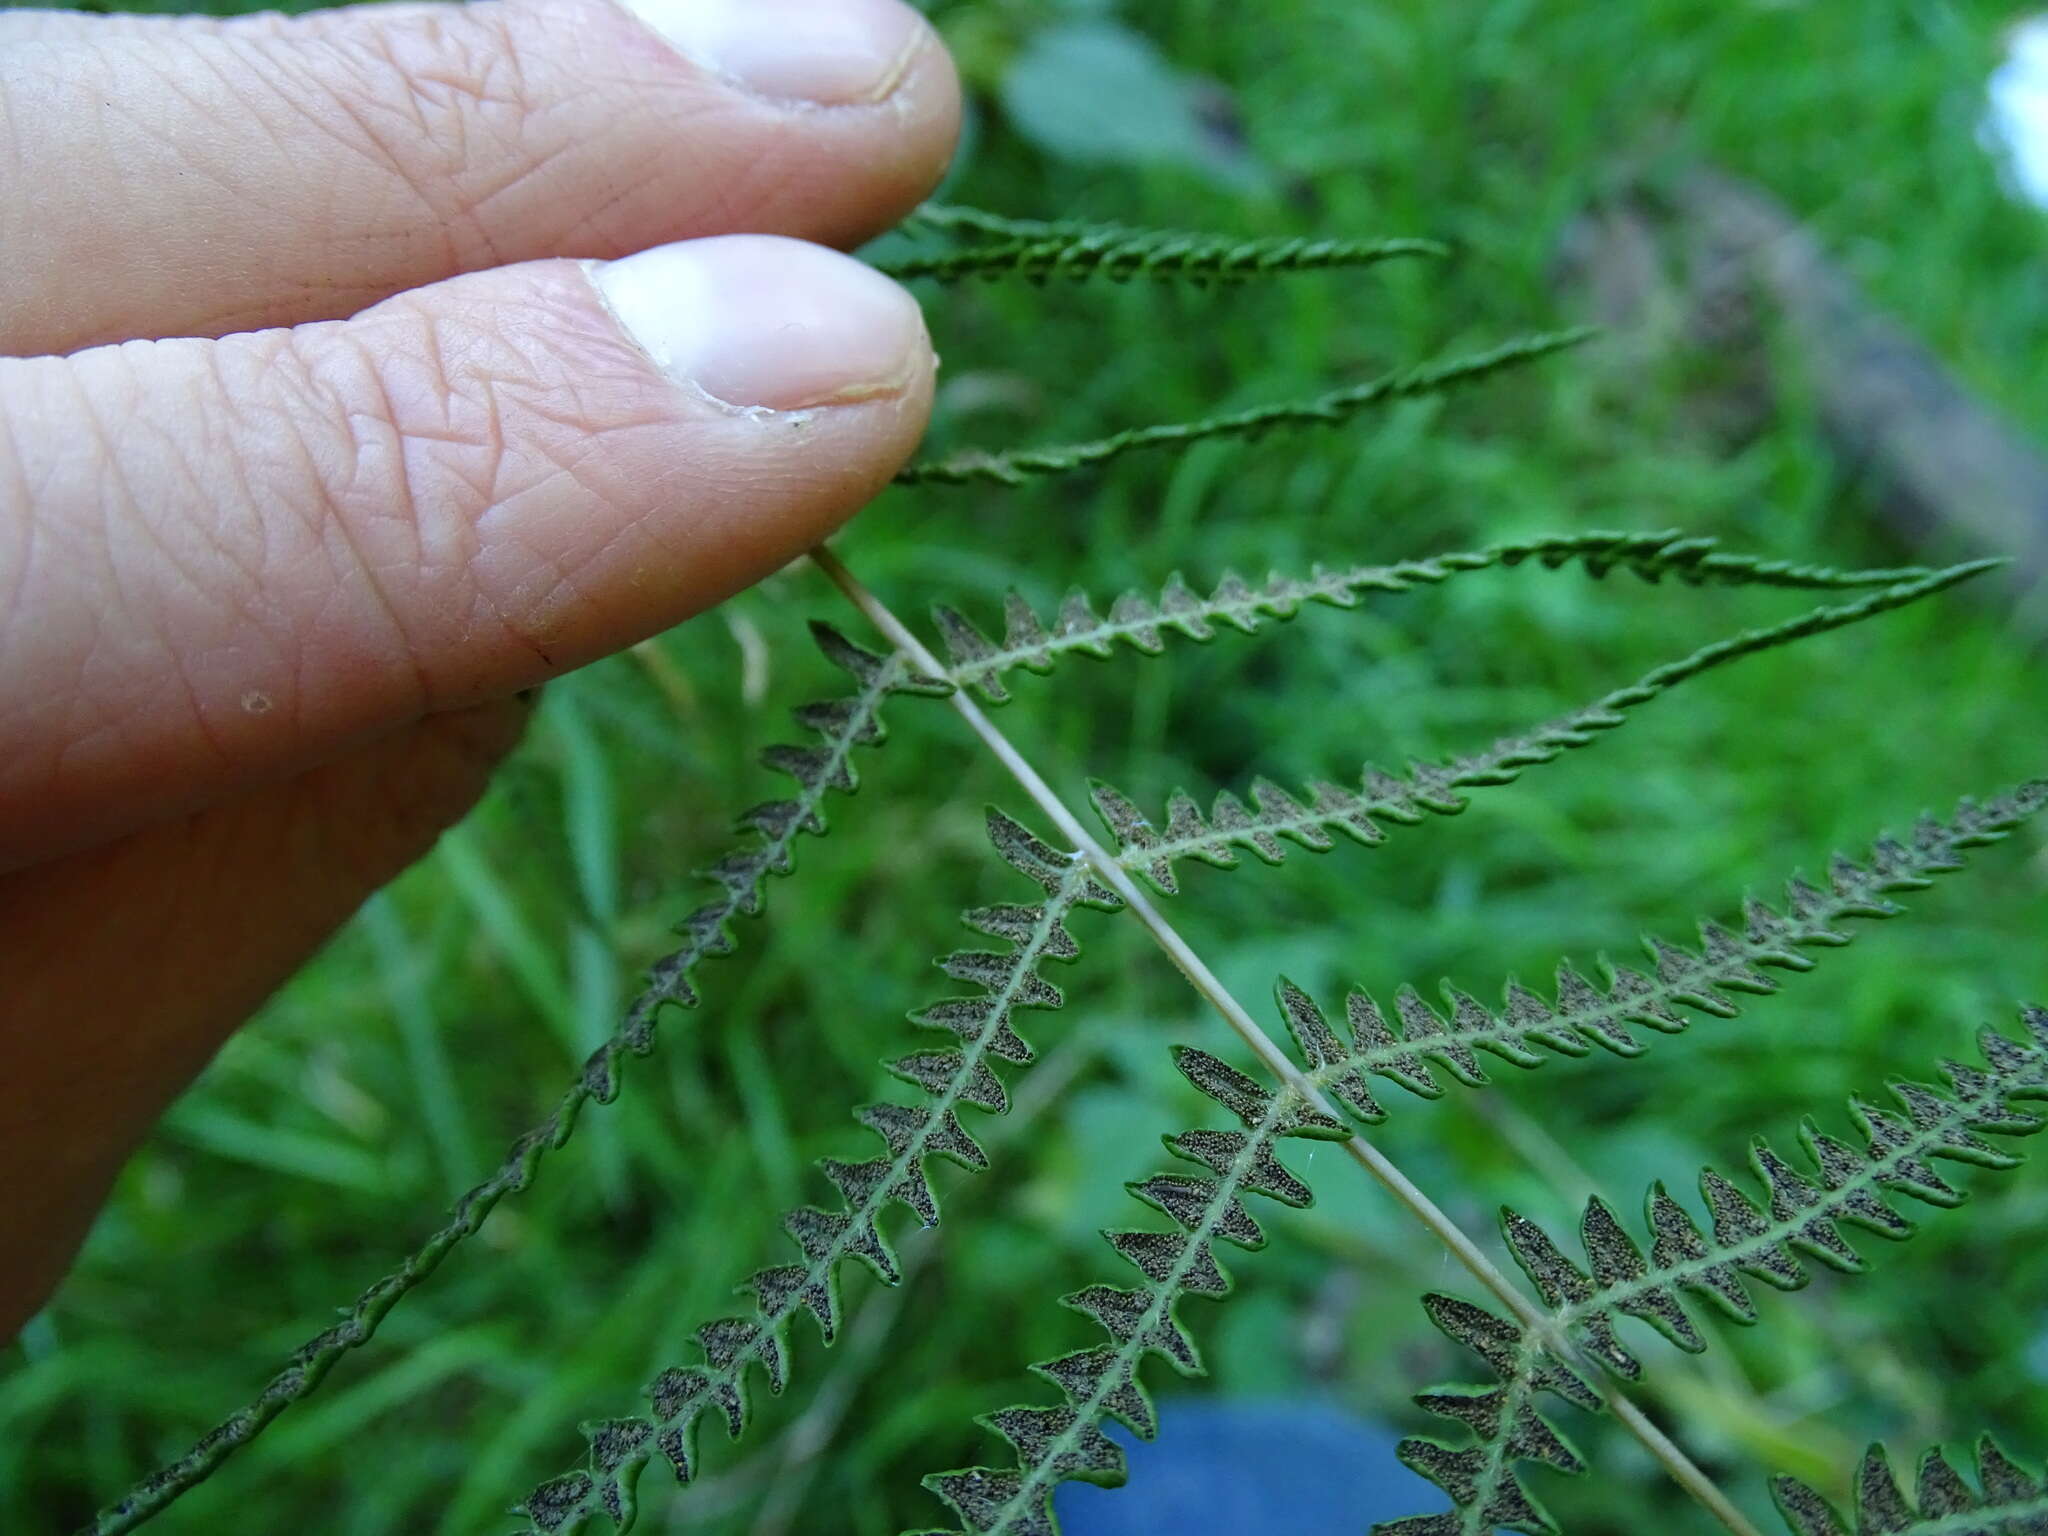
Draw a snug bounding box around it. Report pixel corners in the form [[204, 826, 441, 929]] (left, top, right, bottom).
[[7, 1, 2047, 1532]]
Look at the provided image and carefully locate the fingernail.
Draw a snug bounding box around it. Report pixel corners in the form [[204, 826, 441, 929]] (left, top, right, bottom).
[[615, 0, 927, 107], [588, 234, 929, 413]]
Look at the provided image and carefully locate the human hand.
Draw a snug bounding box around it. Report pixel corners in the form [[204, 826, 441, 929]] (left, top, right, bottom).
[[0, 0, 958, 1333]]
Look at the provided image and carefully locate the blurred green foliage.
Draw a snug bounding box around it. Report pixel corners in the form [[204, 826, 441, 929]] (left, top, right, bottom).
[[7, 1, 2048, 1533]]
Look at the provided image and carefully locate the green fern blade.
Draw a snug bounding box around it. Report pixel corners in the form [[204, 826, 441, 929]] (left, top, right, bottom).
[[1773, 1438, 2048, 1535], [931, 531, 1941, 705], [1382, 1007, 2048, 1536], [519, 814, 1123, 1534], [1277, 780, 2047, 1116], [895, 328, 1594, 487], [85, 627, 948, 1536], [1093, 563, 1999, 894], [876, 204, 1447, 284], [917, 1049, 1349, 1536]]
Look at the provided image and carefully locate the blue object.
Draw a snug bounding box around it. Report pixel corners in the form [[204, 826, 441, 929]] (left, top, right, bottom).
[[1052, 1399, 1458, 1535]]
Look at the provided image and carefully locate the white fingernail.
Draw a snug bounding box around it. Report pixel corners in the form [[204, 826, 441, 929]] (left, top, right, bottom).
[[588, 234, 928, 413], [614, 0, 927, 107]]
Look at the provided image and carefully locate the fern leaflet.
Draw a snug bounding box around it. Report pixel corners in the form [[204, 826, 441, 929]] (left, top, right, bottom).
[[896, 328, 1593, 486], [929, 531, 1940, 705], [88, 626, 949, 1536], [916, 1046, 1351, 1536], [1087, 563, 1996, 894], [1773, 1439, 2048, 1535], [1381, 1006, 2048, 1536], [1274, 781, 2047, 1115], [520, 813, 1122, 1533], [877, 204, 1447, 284]]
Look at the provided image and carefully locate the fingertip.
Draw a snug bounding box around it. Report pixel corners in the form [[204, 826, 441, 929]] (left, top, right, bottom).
[[614, 0, 927, 109], [601, 0, 962, 244]]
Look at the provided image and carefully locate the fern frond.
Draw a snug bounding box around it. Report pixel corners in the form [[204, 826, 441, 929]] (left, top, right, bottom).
[[1274, 780, 2046, 1116], [1090, 562, 1997, 894], [519, 813, 1122, 1534], [89, 627, 949, 1536], [1773, 1438, 2048, 1535], [896, 328, 1593, 487], [930, 530, 1941, 705], [876, 205, 1446, 284], [915, 1046, 1352, 1536], [1380, 1005, 2048, 1536]]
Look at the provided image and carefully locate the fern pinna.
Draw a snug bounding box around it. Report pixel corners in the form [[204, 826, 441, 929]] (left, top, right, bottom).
[[1382, 1004, 2048, 1535], [80, 201, 2048, 1536], [1774, 1440, 2048, 1534], [522, 808, 1121, 1532]]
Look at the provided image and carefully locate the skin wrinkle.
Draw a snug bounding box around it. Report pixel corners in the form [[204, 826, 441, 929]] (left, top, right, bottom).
[[294, 9, 585, 277], [288, 56, 478, 260], [0, 365, 103, 801], [139, 39, 283, 191], [319, 328, 450, 724], [78, 46, 309, 338], [70, 351, 236, 786], [139, 29, 481, 310], [118, 345, 292, 743], [558, 169, 652, 255], [480, 426, 656, 649], [342, 294, 614, 702], [0, 403, 38, 630], [0, 45, 26, 204], [202, 366, 279, 604], [346, 20, 522, 268], [134, 357, 303, 750], [463, 134, 592, 244], [253, 332, 435, 734]]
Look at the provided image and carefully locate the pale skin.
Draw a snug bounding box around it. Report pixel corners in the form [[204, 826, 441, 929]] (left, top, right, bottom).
[[0, 0, 963, 1335]]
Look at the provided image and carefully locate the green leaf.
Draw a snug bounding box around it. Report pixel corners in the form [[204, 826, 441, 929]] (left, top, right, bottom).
[[999, 22, 1257, 187]]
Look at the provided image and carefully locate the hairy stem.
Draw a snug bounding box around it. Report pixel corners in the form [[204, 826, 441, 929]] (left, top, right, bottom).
[[809, 544, 1765, 1536]]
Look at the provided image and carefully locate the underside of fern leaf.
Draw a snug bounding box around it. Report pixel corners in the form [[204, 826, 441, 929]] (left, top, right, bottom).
[[924, 530, 1941, 706], [1271, 780, 2046, 1117], [520, 812, 1121, 1534], [1773, 1439, 2048, 1535], [89, 626, 949, 1536], [1381, 1005, 2048, 1536], [897, 327, 1593, 486], [1083, 563, 1998, 896], [905, 778, 2042, 1536], [915, 1048, 1352, 1536]]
